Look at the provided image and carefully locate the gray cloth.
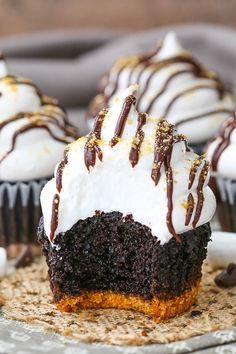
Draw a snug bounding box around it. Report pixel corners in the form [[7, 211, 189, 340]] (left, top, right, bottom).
[[1, 23, 236, 109], [0, 316, 236, 354]]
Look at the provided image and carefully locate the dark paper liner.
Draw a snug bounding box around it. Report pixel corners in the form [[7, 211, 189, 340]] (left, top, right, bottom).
[[214, 176, 236, 232], [0, 180, 48, 251]]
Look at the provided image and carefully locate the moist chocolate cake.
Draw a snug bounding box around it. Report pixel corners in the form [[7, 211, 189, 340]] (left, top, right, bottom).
[[39, 85, 216, 321]]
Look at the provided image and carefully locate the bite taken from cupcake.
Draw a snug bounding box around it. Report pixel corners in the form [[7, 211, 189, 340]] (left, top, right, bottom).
[[88, 32, 234, 151], [0, 53, 79, 258], [39, 85, 216, 322]]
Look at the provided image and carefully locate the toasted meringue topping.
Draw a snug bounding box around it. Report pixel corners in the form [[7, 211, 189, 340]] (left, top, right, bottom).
[[41, 85, 216, 244]]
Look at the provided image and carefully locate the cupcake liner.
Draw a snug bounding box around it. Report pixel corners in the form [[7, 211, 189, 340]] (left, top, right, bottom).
[[215, 176, 236, 232], [0, 179, 48, 249]]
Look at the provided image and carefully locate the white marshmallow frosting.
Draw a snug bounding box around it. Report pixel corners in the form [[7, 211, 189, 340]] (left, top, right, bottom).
[[90, 32, 234, 144], [0, 55, 78, 182], [41, 85, 216, 244], [206, 116, 236, 180]]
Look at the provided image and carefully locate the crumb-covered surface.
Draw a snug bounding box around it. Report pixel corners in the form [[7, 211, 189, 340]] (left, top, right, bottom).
[[0, 258, 236, 346]]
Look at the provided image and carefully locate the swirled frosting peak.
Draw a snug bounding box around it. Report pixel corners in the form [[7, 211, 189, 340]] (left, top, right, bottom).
[[41, 85, 216, 244], [88, 32, 234, 144], [0, 54, 79, 181]]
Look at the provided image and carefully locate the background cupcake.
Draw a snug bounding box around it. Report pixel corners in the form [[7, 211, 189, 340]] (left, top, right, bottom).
[[87, 32, 235, 153], [0, 53, 79, 257], [206, 112, 236, 232]]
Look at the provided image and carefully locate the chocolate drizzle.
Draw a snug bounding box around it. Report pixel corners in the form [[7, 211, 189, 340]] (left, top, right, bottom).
[[151, 120, 174, 185], [0, 120, 74, 164], [56, 146, 70, 193], [164, 151, 181, 243], [110, 95, 136, 147], [163, 83, 222, 117], [50, 109, 108, 242], [211, 115, 236, 171], [88, 42, 232, 126], [186, 156, 209, 228], [192, 161, 210, 228], [188, 156, 204, 189], [151, 120, 185, 242], [145, 68, 196, 113], [0, 75, 79, 165], [175, 108, 232, 127], [129, 112, 147, 167], [185, 193, 194, 226], [84, 109, 107, 170], [50, 194, 60, 242], [50, 148, 68, 241]]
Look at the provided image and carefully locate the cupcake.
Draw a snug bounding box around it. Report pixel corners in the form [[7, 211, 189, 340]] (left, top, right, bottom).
[[0, 53, 79, 257], [88, 32, 234, 152], [38, 85, 216, 321], [206, 112, 236, 232]]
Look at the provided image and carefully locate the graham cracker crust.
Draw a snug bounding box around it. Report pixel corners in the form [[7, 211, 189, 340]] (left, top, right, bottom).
[[0, 257, 236, 346], [57, 284, 200, 322]]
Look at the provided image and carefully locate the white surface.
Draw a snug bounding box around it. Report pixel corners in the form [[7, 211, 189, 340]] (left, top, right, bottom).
[[41, 85, 216, 244], [207, 231, 236, 269], [0, 247, 7, 278], [101, 32, 234, 144]]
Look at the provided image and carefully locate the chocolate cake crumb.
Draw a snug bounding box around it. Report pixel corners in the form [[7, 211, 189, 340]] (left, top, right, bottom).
[[38, 212, 211, 302]]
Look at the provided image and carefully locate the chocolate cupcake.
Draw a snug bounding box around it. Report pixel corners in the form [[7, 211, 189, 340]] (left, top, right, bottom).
[[88, 32, 234, 152], [0, 54, 79, 257], [206, 112, 236, 232], [38, 85, 216, 321]]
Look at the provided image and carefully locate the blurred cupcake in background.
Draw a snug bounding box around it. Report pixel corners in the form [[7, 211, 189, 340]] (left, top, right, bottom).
[[206, 111, 236, 232], [0, 53, 79, 258], [88, 32, 235, 152]]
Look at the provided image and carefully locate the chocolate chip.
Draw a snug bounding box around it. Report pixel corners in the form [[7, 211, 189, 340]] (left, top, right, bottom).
[[215, 263, 236, 288], [14, 246, 34, 268], [190, 310, 202, 317]]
